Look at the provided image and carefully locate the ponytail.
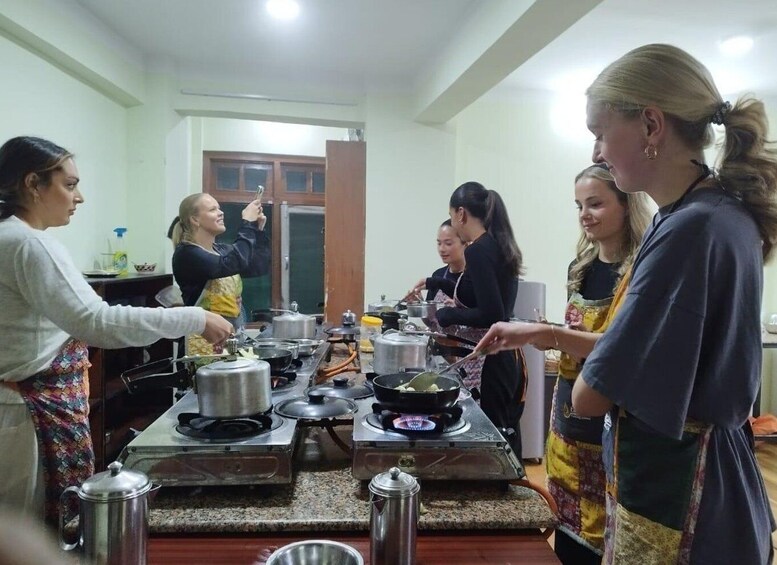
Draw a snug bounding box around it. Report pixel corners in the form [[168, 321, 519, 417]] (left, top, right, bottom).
[[715, 97, 777, 260], [485, 190, 523, 277]]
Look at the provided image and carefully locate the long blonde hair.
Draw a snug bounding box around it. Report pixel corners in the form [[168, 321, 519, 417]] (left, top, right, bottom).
[[568, 165, 653, 295], [587, 43, 777, 260], [171, 193, 206, 246]]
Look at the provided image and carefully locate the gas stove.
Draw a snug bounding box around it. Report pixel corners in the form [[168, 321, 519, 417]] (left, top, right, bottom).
[[118, 343, 329, 486], [351, 393, 525, 481]]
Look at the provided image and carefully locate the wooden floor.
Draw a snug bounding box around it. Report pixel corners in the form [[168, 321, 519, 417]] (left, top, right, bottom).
[[522, 443, 777, 555]]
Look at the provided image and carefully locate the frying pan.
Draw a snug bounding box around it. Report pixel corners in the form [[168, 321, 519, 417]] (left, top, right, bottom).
[[372, 371, 460, 413], [252, 346, 293, 375]]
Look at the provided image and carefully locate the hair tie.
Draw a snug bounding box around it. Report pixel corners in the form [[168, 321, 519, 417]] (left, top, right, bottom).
[[710, 101, 731, 125]]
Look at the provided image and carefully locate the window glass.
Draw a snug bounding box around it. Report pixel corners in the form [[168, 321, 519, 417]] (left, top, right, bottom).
[[312, 172, 325, 194], [285, 170, 307, 192], [216, 165, 239, 191]]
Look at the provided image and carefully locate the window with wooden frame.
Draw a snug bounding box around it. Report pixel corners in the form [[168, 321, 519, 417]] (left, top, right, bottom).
[[203, 152, 326, 317]]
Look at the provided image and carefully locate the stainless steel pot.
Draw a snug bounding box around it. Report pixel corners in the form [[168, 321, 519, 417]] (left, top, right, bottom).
[[267, 540, 364, 565], [404, 300, 438, 319], [273, 301, 317, 339], [59, 461, 159, 565], [369, 467, 419, 565], [372, 330, 429, 375], [195, 357, 272, 418], [368, 295, 401, 313]]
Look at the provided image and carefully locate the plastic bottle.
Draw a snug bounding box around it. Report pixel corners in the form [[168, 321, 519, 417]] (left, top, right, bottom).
[[112, 227, 128, 275]]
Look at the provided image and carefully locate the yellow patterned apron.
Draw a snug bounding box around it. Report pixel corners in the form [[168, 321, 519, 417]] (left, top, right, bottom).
[[186, 274, 243, 356]]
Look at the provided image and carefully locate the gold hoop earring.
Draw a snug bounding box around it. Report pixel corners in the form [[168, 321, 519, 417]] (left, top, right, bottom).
[[644, 144, 658, 160]]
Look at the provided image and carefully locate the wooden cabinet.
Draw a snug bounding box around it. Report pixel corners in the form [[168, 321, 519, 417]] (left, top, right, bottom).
[[86, 273, 177, 470]]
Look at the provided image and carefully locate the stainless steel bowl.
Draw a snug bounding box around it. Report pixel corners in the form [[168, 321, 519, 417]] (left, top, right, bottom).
[[266, 540, 363, 565], [293, 338, 323, 356]]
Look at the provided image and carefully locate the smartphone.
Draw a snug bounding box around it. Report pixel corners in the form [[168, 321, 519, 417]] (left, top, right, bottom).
[[256, 185, 265, 201]]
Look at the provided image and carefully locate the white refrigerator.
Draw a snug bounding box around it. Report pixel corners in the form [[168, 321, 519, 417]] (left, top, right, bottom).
[[513, 280, 547, 460]]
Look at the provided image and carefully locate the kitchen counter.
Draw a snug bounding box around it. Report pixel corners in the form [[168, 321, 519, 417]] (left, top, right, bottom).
[[148, 426, 555, 534]]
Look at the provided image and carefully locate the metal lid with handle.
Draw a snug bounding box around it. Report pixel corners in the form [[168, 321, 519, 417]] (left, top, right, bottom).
[[80, 461, 152, 501], [275, 389, 358, 419], [369, 467, 420, 498]]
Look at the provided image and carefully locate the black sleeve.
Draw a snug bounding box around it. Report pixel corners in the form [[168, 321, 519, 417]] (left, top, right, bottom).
[[425, 267, 447, 301], [425, 274, 456, 300], [435, 242, 505, 328], [173, 222, 265, 286], [241, 229, 271, 278]]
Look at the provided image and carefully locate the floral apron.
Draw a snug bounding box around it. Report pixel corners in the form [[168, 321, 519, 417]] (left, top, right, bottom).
[[546, 291, 614, 554], [13, 339, 93, 524], [187, 273, 243, 356]]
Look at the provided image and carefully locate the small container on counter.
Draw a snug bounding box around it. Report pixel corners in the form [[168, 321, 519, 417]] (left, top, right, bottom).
[[359, 315, 382, 352]]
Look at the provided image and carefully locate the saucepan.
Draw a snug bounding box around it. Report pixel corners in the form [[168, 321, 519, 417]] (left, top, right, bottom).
[[400, 300, 438, 319], [371, 371, 460, 413]]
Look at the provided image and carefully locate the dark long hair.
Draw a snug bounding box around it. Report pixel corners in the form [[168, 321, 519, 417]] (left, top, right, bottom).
[[0, 136, 73, 220], [449, 181, 523, 277]]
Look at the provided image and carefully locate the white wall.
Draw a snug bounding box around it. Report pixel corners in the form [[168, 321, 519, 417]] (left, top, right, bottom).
[[0, 34, 128, 270], [362, 95, 458, 309], [454, 91, 592, 321]]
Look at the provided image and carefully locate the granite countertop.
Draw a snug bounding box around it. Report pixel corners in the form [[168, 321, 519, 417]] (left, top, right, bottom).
[[148, 428, 556, 534]]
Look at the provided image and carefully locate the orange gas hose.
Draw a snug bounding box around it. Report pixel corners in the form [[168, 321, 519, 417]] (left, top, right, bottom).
[[321, 345, 357, 377]]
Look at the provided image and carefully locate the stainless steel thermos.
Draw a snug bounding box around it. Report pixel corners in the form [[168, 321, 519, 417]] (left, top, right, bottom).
[[369, 466, 420, 565], [59, 461, 158, 565]]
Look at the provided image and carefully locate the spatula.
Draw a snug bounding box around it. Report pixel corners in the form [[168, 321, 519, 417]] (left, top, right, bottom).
[[404, 350, 485, 391]]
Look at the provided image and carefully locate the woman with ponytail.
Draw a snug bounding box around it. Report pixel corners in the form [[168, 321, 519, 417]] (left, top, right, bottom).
[[569, 44, 776, 563], [408, 181, 526, 458], [171, 193, 270, 355]]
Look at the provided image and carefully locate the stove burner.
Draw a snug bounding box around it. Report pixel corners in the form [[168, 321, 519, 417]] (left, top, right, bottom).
[[368, 403, 466, 434], [291, 358, 303, 369], [271, 371, 298, 392], [393, 415, 438, 432], [175, 411, 282, 440]]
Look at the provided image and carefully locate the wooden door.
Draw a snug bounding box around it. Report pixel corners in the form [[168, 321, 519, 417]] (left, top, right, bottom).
[[324, 141, 366, 323]]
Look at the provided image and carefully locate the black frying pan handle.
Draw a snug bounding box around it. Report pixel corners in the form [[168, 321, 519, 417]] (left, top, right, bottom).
[[121, 358, 190, 394]]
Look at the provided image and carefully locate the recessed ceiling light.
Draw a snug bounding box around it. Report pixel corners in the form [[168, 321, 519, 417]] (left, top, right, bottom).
[[266, 0, 300, 20], [718, 35, 754, 57]]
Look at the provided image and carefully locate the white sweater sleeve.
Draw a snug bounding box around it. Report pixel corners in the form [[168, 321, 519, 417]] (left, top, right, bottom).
[[15, 234, 206, 349]]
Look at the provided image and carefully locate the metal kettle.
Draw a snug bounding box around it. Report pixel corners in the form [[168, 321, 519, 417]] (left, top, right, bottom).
[[369, 466, 420, 565], [59, 461, 159, 565]]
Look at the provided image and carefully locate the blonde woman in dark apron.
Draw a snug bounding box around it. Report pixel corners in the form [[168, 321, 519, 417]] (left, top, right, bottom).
[[411, 182, 526, 458], [0, 137, 233, 524], [171, 192, 271, 355], [474, 164, 653, 564]]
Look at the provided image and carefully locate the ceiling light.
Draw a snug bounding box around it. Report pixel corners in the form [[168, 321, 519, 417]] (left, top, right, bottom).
[[718, 35, 754, 57], [266, 0, 300, 20]]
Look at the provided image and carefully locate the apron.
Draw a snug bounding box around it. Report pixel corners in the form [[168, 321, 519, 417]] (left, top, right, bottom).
[[546, 290, 616, 554], [424, 274, 485, 391], [186, 273, 243, 356], [14, 339, 93, 525]]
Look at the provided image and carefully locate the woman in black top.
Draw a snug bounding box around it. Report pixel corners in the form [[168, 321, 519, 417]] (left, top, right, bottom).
[[171, 193, 270, 354], [410, 182, 525, 458]]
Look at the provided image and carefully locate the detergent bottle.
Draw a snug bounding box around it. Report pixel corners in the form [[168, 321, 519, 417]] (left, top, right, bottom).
[[112, 227, 128, 275]]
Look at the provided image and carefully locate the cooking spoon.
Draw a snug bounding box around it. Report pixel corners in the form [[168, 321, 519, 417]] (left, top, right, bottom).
[[404, 350, 485, 391]]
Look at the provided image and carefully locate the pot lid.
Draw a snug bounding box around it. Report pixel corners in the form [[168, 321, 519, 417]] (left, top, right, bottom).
[[275, 390, 357, 419], [308, 376, 373, 400], [325, 325, 360, 336], [376, 331, 426, 345], [274, 301, 313, 322], [369, 466, 419, 497], [196, 357, 268, 377], [80, 461, 152, 501], [368, 295, 400, 312]]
